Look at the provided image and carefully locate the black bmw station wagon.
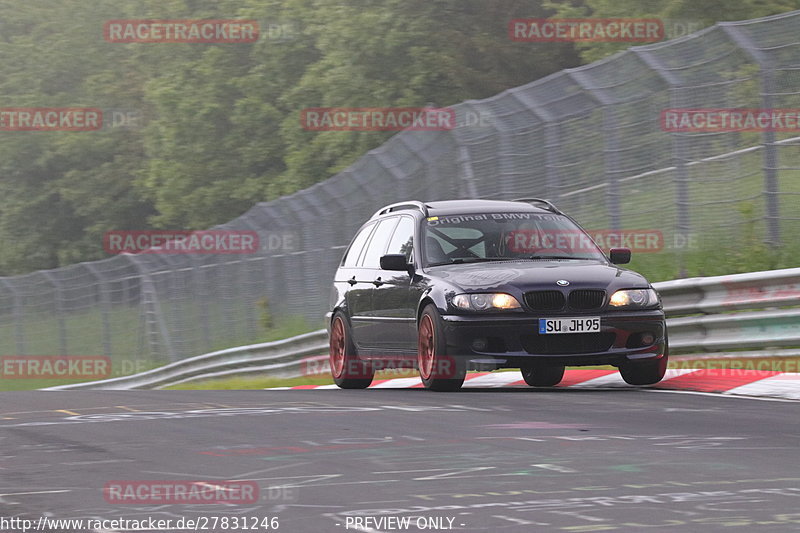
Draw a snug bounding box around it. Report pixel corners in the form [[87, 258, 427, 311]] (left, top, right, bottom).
[[327, 199, 667, 391]]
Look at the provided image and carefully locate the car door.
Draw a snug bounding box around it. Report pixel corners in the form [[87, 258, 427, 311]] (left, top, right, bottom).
[[371, 215, 417, 355], [336, 221, 376, 346], [353, 216, 399, 350]]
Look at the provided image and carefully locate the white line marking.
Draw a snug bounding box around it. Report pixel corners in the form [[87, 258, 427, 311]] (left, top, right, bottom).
[[725, 378, 800, 400], [232, 462, 308, 479], [462, 372, 522, 387], [568, 373, 629, 388], [372, 377, 423, 388], [63, 459, 135, 466], [415, 466, 495, 480], [642, 388, 800, 402], [0, 490, 71, 497]]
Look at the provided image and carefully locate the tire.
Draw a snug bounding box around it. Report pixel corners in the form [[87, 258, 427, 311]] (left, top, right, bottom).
[[619, 354, 668, 386], [329, 312, 374, 389], [521, 365, 565, 387], [417, 305, 466, 391]]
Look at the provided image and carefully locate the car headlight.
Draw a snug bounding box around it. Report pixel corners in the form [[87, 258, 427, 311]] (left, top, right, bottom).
[[452, 293, 521, 311], [609, 289, 659, 309]]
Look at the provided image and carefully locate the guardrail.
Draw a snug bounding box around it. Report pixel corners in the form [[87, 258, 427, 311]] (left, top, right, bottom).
[[657, 267, 800, 315], [45, 330, 328, 391], [660, 267, 800, 352], [47, 267, 800, 390]]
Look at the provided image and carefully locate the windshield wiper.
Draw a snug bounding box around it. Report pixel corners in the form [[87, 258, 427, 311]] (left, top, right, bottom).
[[427, 257, 509, 266], [525, 255, 594, 260]]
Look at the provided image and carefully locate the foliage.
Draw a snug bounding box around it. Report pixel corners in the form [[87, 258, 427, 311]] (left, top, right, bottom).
[[0, 0, 795, 275], [544, 0, 800, 62], [0, 0, 579, 273]]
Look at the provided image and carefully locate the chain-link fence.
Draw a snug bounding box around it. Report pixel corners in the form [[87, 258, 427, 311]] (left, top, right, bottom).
[[2, 11, 799, 372]]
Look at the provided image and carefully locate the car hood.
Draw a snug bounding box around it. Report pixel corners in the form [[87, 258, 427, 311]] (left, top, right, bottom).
[[425, 259, 649, 293]]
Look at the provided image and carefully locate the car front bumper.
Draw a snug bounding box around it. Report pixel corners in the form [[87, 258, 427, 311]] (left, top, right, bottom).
[[441, 310, 666, 368]]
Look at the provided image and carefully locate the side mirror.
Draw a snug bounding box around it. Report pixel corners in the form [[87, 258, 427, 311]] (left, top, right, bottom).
[[609, 247, 631, 265], [380, 253, 411, 272]]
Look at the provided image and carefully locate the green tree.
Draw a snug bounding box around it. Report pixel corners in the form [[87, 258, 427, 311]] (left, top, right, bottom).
[[0, 0, 153, 271], [273, 0, 579, 198], [544, 0, 800, 62], [0, 0, 791, 274]]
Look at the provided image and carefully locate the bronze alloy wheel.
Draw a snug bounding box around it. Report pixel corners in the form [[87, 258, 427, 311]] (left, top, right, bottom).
[[329, 312, 374, 389], [417, 304, 465, 391]]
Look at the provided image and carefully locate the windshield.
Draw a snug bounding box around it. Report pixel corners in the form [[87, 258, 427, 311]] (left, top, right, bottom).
[[422, 212, 606, 266]]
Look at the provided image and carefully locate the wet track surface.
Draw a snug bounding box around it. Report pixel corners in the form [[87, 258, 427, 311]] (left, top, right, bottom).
[[0, 388, 799, 532]]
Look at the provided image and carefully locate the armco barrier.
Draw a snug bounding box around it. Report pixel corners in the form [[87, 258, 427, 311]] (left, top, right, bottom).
[[46, 267, 800, 390], [45, 330, 328, 390], [657, 267, 800, 315]]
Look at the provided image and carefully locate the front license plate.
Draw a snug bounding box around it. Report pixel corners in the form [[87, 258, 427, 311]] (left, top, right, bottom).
[[539, 317, 601, 334]]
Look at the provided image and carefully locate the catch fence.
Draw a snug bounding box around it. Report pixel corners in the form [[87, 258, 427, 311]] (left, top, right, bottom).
[[2, 11, 799, 369]]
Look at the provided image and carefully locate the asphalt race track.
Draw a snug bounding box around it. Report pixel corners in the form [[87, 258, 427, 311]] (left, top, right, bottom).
[[1, 388, 799, 532]]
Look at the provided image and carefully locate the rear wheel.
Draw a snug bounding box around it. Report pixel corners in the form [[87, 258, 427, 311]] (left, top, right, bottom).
[[619, 354, 668, 386], [329, 312, 374, 389], [521, 365, 565, 387], [417, 305, 465, 391]]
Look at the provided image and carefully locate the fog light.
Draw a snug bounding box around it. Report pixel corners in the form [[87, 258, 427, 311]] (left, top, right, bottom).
[[626, 332, 657, 349], [472, 338, 488, 351]]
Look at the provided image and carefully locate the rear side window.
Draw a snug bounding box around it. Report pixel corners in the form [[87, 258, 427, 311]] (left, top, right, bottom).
[[386, 216, 414, 261], [341, 222, 375, 267], [360, 218, 399, 268]]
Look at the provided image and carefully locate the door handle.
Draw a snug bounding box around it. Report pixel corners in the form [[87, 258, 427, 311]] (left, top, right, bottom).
[[347, 276, 357, 286], [373, 277, 384, 287]]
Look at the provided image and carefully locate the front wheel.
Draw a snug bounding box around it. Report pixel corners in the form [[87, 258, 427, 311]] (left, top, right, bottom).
[[329, 312, 374, 389], [619, 354, 668, 386], [521, 365, 565, 387], [417, 305, 465, 391]]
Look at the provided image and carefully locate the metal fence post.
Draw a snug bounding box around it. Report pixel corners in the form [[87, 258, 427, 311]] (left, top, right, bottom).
[[721, 24, 781, 246], [603, 109, 622, 231], [1, 279, 25, 356], [123, 254, 177, 363], [544, 123, 562, 201], [761, 68, 781, 246], [83, 263, 112, 359], [457, 145, 479, 198], [40, 272, 67, 355], [192, 262, 213, 354], [568, 70, 622, 230], [632, 48, 691, 274]]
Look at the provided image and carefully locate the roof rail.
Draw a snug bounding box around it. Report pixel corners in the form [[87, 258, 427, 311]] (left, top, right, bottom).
[[372, 201, 429, 218], [513, 197, 564, 215]]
